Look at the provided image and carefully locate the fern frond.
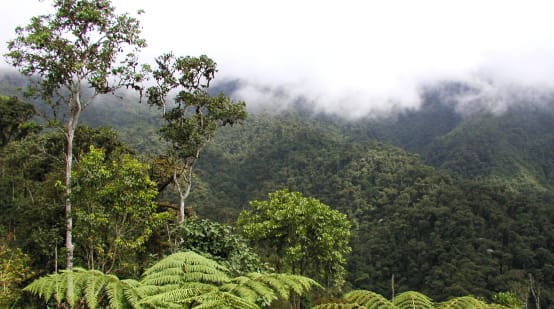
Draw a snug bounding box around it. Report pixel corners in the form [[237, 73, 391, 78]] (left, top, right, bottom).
[[141, 251, 230, 286], [263, 273, 320, 299], [435, 296, 490, 309], [393, 291, 434, 309], [106, 280, 126, 309], [221, 274, 275, 304], [24, 268, 138, 309], [343, 290, 394, 308], [120, 279, 144, 309], [84, 270, 107, 309], [313, 304, 367, 309], [191, 290, 260, 309], [24, 272, 63, 304], [139, 286, 206, 307], [221, 272, 319, 306]]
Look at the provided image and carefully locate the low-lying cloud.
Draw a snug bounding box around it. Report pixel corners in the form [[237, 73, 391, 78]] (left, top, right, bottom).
[[3, 1, 554, 118]]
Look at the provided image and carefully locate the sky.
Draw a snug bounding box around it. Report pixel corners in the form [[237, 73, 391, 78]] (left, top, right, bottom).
[[2, 0, 554, 117]]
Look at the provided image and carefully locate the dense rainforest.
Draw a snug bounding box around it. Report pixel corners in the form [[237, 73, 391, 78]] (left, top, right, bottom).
[[2, 65, 553, 308]]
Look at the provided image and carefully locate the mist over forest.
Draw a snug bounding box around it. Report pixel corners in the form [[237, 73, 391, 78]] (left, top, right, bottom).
[[1, 1, 554, 307], [3, 65, 553, 307]]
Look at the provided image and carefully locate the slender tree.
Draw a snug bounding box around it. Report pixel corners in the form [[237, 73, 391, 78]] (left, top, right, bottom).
[[146, 53, 247, 222], [4, 0, 147, 270]]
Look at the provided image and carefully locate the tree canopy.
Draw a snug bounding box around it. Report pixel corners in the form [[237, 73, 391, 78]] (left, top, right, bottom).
[[4, 0, 147, 270], [238, 189, 351, 290]]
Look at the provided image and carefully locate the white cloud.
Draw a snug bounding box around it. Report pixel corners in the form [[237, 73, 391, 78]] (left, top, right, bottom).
[[3, 0, 554, 116]]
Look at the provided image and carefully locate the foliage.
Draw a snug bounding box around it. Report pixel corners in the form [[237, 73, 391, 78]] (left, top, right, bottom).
[[5, 0, 147, 270], [314, 290, 512, 309], [492, 292, 522, 308], [24, 267, 141, 309], [0, 240, 33, 307], [5, 0, 146, 101], [0, 125, 139, 272], [196, 111, 553, 306], [72, 145, 170, 275], [25, 251, 320, 308], [174, 218, 267, 275], [0, 95, 38, 148], [343, 144, 554, 304], [146, 52, 247, 222], [238, 189, 351, 290]]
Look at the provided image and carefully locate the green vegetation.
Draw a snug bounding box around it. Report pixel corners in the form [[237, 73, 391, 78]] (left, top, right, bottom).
[[238, 190, 351, 290], [5, 0, 147, 270], [1, 1, 553, 308], [24, 251, 319, 308], [314, 290, 512, 308], [0, 239, 33, 306], [145, 53, 247, 223], [72, 146, 170, 274]]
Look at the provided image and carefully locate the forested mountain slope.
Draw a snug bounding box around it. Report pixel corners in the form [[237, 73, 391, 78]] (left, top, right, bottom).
[[341, 82, 554, 191], [1, 71, 553, 305], [195, 113, 553, 302]]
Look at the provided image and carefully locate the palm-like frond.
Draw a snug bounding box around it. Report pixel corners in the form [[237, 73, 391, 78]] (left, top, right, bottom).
[[191, 290, 261, 309], [221, 272, 320, 306], [343, 290, 394, 309], [435, 296, 511, 309], [84, 270, 108, 308], [317, 290, 512, 309], [24, 269, 66, 304], [141, 251, 230, 286], [24, 267, 138, 309], [312, 304, 367, 309], [393, 291, 434, 309], [25, 251, 319, 308], [139, 285, 207, 307]]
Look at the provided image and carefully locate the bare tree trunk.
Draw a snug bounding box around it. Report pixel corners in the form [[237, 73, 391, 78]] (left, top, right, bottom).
[[391, 274, 395, 301], [529, 274, 541, 309], [65, 125, 75, 271], [65, 90, 81, 271], [174, 166, 192, 223]]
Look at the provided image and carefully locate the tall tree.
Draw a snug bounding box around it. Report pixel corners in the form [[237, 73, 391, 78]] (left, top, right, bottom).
[[146, 53, 247, 222], [4, 0, 147, 270]]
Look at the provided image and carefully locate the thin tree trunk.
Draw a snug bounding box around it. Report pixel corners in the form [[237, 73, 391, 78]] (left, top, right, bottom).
[[65, 90, 81, 271], [65, 126, 74, 271], [174, 168, 192, 223]]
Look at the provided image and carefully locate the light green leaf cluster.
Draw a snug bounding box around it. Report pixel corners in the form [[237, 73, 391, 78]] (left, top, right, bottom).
[[72, 145, 169, 272], [0, 243, 33, 307], [238, 189, 351, 289], [25, 251, 319, 308], [314, 290, 513, 309], [23, 267, 141, 309]]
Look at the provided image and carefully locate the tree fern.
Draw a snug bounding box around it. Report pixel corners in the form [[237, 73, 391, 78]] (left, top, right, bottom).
[[25, 251, 319, 308], [343, 290, 394, 308], [140, 251, 319, 308], [435, 296, 511, 309], [24, 267, 138, 309], [221, 272, 321, 306], [141, 251, 230, 286], [316, 290, 513, 309], [393, 291, 434, 309], [312, 303, 366, 309]]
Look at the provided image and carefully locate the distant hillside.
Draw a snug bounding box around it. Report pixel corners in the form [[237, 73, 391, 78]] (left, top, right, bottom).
[[337, 81, 554, 191], [2, 70, 553, 305]]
